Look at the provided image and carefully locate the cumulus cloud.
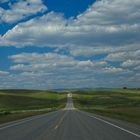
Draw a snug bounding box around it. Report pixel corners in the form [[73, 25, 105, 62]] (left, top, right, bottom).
[[105, 49, 140, 62], [0, 70, 9, 75], [0, 0, 140, 89], [69, 43, 140, 57], [121, 60, 140, 67], [9, 53, 95, 71], [1, 0, 140, 48], [0, 0, 47, 23], [103, 67, 124, 73], [4, 52, 136, 89]]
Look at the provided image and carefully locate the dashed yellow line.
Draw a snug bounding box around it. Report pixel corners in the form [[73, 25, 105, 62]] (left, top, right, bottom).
[[54, 112, 67, 130]]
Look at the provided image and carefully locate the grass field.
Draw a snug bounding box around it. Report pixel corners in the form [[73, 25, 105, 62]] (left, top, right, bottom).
[[72, 89, 140, 125], [0, 90, 66, 124]]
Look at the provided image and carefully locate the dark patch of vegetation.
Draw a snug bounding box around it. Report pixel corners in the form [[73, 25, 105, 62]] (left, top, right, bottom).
[[0, 110, 53, 124]]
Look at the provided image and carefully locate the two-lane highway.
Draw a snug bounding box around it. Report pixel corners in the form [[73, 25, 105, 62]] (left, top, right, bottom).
[[0, 93, 140, 140], [64, 93, 75, 110]]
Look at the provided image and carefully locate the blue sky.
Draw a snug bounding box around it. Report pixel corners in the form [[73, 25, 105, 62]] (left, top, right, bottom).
[[0, 0, 140, 89]]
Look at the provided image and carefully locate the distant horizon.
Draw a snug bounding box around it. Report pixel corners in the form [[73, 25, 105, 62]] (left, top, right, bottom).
[[0, 87, 140, 91]]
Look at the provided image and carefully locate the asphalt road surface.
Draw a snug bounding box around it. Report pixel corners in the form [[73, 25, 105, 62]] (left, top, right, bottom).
[[0, 93, 140, 140]]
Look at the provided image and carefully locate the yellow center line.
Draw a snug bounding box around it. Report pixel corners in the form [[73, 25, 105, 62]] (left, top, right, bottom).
[[54, 112, 67, 130]]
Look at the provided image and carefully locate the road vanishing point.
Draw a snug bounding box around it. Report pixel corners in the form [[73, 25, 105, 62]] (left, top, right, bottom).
[[0, 93, 140, 140]]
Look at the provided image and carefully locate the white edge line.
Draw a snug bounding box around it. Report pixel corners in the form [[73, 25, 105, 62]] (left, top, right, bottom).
[[78, 110, 140, 138], [0, 110, 61, 130]]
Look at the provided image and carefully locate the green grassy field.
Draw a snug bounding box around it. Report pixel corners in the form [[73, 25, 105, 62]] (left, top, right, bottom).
[[0, 90, 66, 124], [72, 89, 140, 125]]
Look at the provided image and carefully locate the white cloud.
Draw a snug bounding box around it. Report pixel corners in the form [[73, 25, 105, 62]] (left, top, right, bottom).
[[9, 52, 109, 70], [0, 0, 47, 23], [103, 67, 124, 73], [1, 0, 140, 48], [68, 43, 140, 58], [105, 49, 140, 62], [77, 60, 93, 67], [0, 70, 9, 75], [10, 64, 26, 70], [0, 0, 140, 89], [121, 60, 140, 67], [5, 52, 136, 89], [69, 46, 114, 56]]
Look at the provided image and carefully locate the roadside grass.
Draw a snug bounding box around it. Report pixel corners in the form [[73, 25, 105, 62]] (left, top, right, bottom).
[[0, 90, 66, 124], [0, 110, 53, 124], [72, 89, 140, 125]]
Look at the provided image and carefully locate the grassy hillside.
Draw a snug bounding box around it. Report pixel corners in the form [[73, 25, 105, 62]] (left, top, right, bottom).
[[73, 89, 140, 125], [0, 90, 66, 124]]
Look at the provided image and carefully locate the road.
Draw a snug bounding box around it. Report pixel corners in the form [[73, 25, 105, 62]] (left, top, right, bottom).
[[0, 93, 140, 140]]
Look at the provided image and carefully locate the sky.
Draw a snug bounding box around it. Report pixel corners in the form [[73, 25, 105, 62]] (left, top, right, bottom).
[[0, 0, 140, 89]]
